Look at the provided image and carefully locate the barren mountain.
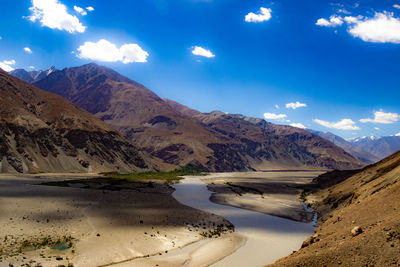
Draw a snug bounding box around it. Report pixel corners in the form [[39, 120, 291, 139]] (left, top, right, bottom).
[[349, 135, 400, 160], [0, 69, 149, 173], [10, 66, 57, 83], [194, 112, 364, 170], [272, 150, 400, 266], [308, 130, 380, 163], [34, 63, 364, 171]]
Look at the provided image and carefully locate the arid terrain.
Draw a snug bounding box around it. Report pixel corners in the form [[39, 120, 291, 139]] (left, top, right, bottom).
[[0, 170, 326, 267], [203, 171, 324, 222], [0, 173, 235, 267], [272, 151, 400, 266]]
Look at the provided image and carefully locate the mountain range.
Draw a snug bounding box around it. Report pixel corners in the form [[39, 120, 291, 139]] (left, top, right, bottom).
[[308, 130, 380, 164], [0, 69, 149, 173], [348, 135, 400, 160], [10, 66, 57, 84], [6, 63, 365, 173]]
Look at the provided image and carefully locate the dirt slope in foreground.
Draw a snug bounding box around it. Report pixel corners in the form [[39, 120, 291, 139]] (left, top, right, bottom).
[[271, 150, 400, 267]]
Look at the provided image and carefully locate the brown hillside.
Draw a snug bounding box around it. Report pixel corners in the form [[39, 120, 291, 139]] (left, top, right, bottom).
[[272, 150, 400, 266], [0, 69, 149, 173]]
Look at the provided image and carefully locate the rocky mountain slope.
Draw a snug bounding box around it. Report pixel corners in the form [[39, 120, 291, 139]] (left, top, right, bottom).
[[308, 130, 380, 163], [349, 135, 400, 160], [33, 63, 364, 171], [194, 111, 363, 170], [0, 69, 149, 173], [272, 150, 400, 266], [10, 66, 57, 83]]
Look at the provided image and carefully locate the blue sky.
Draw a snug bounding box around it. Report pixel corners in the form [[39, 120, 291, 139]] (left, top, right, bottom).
[[0, 0, 399, 139]]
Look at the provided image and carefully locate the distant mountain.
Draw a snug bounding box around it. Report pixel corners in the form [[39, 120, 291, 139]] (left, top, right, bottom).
[[348, 135, 400, 160], [33, 63, 364, 171], [193, 112, 364, 170], [9, 66, 57, 83], [308, 130, 380, 163], [0, 69, 149, 173]]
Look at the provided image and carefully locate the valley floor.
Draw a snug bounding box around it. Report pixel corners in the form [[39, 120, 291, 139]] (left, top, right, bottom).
[[0, 173, 233, 267], [0, 171, 323, 267]]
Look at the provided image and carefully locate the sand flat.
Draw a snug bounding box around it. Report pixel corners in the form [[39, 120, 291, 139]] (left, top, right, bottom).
[[0, 174, 232, 267], [204, 171, 324, 222]]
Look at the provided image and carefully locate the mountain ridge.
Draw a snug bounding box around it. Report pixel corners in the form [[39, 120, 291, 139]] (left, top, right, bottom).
[[0, 69, 150, 173], [30, 63, 364, 171]]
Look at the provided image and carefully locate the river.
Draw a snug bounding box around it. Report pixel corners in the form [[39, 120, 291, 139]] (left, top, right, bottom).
[[171, 175, 316, 266]]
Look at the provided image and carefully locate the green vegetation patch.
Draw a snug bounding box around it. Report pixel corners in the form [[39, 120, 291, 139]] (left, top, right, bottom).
[[19, 235, 73, 253], [105, 166, 208, 184]]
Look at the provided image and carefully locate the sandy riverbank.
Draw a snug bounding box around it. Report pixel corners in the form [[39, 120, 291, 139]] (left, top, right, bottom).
[[203, 171, 325, 222], [0, 173, 237, 267]]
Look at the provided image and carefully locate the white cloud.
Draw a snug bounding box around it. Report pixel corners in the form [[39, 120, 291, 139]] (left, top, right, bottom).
[[290, 123, 306, 129], [359, 110, 400, 124], [24, 47, 33, 54], [77, 39, 149, 63], [316, 15, 344, 27], [74, 5, 87, 16], [286, 101, 307, 110], [192, 46, 215, 58], [395, 133, 400, 136], [374, 127, 380, 130], [245, 7, 272, 23], [394, 4, 400, 10], [346, 12, 400, 43], [86, 6, 94, 12], [0, 60, 16, 72], [29, 66, 35, 69], [27, 0, 86, 33], [275, 104, 280, 109], [263, 112, 287, 120], [313, 118, 360, 130]]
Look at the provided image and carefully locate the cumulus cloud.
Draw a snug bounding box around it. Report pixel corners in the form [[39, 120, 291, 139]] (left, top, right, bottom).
[[77, 39, 149, 63], [316, 15, 344, 27], [313, 118, 360, 130], [24, 47, 33, 54], [0, 60, 16, 72], [290, 123, 306, 129], [192, 46, 215, 58], [245, 7, 272, 23], [74, 6, 87, 16], [286, 101, 307, 110], [86, 6, 94, 12], [394, 4, 400, 10], [396, 133, 400, 136], [263, 113, 287, 120], [359, 110, 400, 124], [27, 0, 86, 33], [346, 12, 400, 43]]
